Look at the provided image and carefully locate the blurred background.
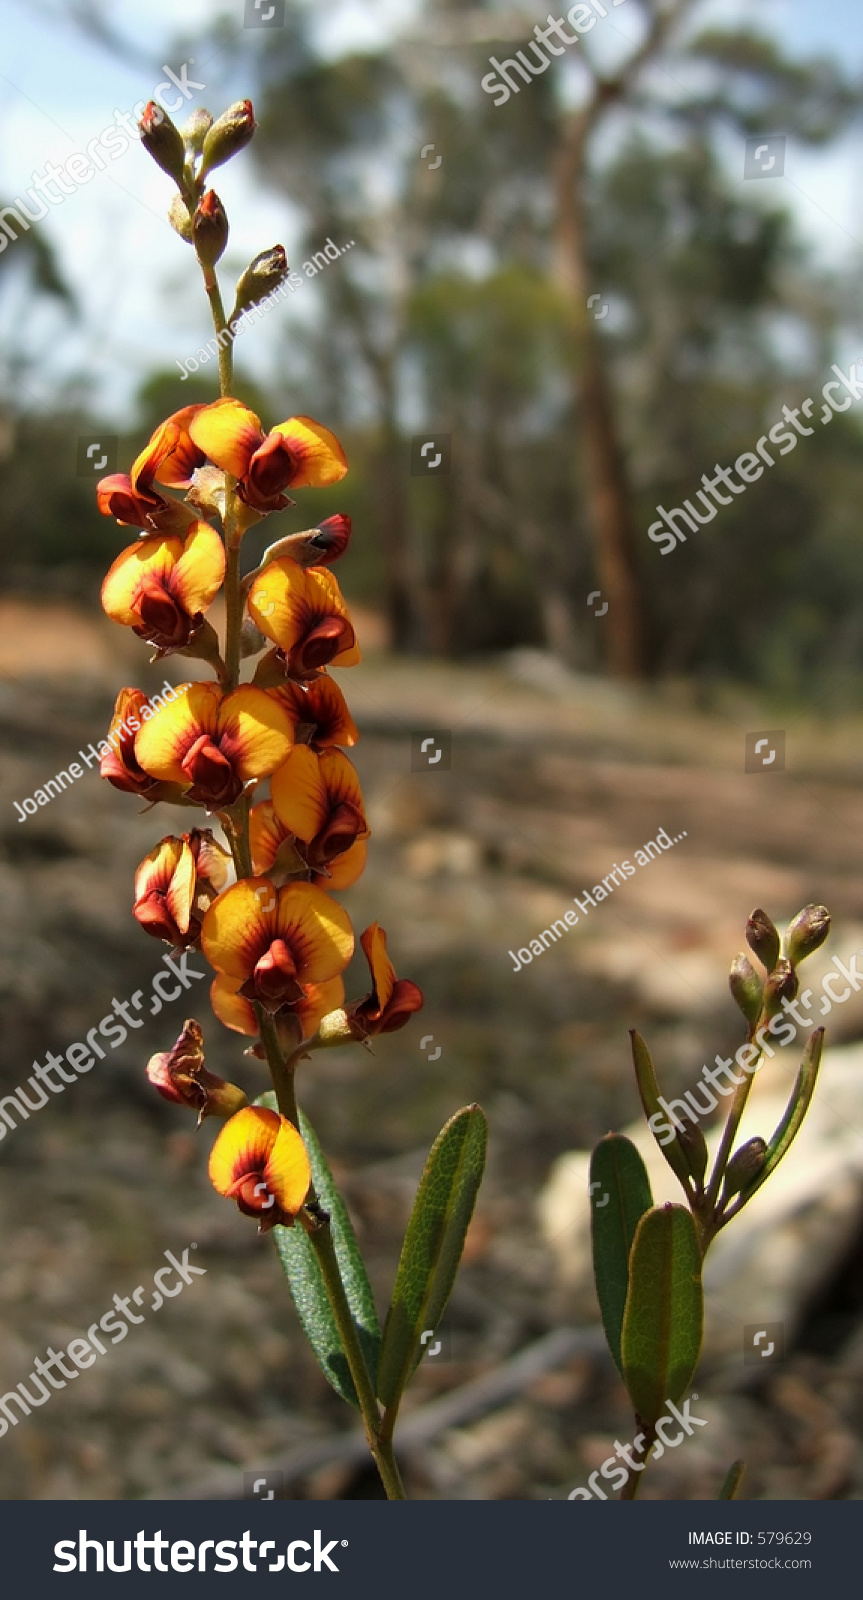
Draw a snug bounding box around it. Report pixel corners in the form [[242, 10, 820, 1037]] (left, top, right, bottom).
[[1, 0, 863, 1500]]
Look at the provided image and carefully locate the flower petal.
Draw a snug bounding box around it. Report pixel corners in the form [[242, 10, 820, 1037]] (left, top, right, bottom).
[[312, 837, 367, 889], [295, 976, 345, 1036], [201, 876, 279, 981], [275, 675, 358, 748], [216, 686, 294, 781], [169, 521, 226, 616], [249, 799, 290, 875], [276, 883, 354, 984], [134, 682, 219, 783], [264, 1118, 312, 1215], [101, 535, 184, 627], [360, 922, 395, 1016], [270, 745, 328, 842], [189, 398, 264, 478], [268, 416, 348, 487], [132, 406, 206, 490], [208, 1105, 280, 1195], [210, 974, 257, 1036]]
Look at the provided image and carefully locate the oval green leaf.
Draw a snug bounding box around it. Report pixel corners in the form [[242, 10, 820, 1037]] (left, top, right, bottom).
[[621, 1203, 703, 1426], [589, 1133, 653, 1377], [259, 1096, 381, 1409], [376, 1104, 487, 1414]]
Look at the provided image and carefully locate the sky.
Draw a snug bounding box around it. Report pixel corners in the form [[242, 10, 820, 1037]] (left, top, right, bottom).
[[0, 0, 862, 423]]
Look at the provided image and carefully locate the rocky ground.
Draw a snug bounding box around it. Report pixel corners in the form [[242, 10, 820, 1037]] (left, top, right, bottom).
[[0, 598, 862, 1500]]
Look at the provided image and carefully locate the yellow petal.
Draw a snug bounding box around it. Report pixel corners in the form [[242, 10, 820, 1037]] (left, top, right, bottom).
[[264, 1118, 312, 1214], [134, 836, 185, 903], [276, 883, 354, 983], [164, 840, 197, 937], [201, 876, 279, 980], [268, 415, 348, 487], [312, 837, 367, 890], [189, 398, 264, 477], [170, 521, 226, 616], [216, 686, 293, 781], [210, 975, 257, 1036], [134, 682, 219, 783], [208, 1105, 280, 1195], [276, 676, 359, 747], [318, 749, 367, 824], [360, 922, 395, 1013], [101, 535, 183, 626], [270, 745, 328, 842], [295, 976, 345, 1036], [249, 800, 290, 875]]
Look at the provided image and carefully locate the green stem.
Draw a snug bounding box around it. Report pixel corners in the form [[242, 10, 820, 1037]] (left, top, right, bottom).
[[703, 1048, 762, 1219], [619, 1423, 656, 1500], [199, 261, 233, 397], [224, 539, 243, 690]]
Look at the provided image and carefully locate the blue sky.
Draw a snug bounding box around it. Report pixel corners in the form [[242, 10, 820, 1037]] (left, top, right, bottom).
[[1, 0, 861, 422]]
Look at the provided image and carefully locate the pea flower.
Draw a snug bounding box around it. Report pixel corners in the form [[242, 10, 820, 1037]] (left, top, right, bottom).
[[100, 687, 183, 801], [97, 405, 206, 529], [247, 560, 360, 678], [208, 1105, 311, 1230], [188, 398, 347, 512], [268, 745, 369, 876], [146, 1019, 246, 1124], [201, 878, 353, 1013], [348, 924, 424, 1036], [101, 523, 226, 653], [273, 674, 358, 748], [133, 829, 232, 946], [134, 682, 292, 809], [210, 973, 345, 1042]]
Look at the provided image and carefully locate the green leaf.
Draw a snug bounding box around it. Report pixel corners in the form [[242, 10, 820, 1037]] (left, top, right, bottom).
[[737, 1028, 823, 1207], [376, 1104, 487, 1413], [259, 1095, 380, 1408], [589, 1134, 653, 1377], [717, 1460, 746, 1500], [621, 1204, 703, 1426], [629, 1030, 693, 1195]]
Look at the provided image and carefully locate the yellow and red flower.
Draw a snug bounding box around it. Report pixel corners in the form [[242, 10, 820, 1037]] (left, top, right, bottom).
[[247, 560, 360, 678], [100, 687, 181, 800], [134, 682, 292, 809], [268, 745, 369, 875], [146, 1019, 247, 1123], [273, 675, 358, 748], [248, 800, 367, 888], [211, 973, 345, 1042], [188, 399, 347, 512], [348, 924, 424, 1036], [97, 405, 206, 529], [133, 829, 232, 946], [201, 878, 353, 1013], [101, 522, 225, 653], [208, 1105, 310, 1230]]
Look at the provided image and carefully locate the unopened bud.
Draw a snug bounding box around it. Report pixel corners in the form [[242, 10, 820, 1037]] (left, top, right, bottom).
[[316, 1007, 360, 1047], [168, 193, 194, 243], [722, 1136, 767, 1200], [729, 952, 763, 1027], [139, 101, 187, 187], [193, 189, 229, 266], [746, 908, 780, 972], [759, 957, 798, 1022], [675, 1119, 708, 1189], [201, 99, 256, 177], [785, 904, 830, 967], [181, 107, 213, 156], [231, 246, 288, 320]]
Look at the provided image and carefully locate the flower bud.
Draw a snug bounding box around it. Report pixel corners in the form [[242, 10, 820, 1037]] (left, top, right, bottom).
[[181, 107, 213, 156], [759, 957, 798, 1022], [168, 193, 194, 243], [231, 246, 288, 320], [675, 1119, 708, 1189], [139, 101, 187, 187], [200, 99, 256, 177], [745, 908, 780, 972], [722, 1136, 767, 1200], [192, 190, 229, 266], [146, 1020, 247, 1124], [785, 904, 830, 967], [729, 952, 763, 1027]]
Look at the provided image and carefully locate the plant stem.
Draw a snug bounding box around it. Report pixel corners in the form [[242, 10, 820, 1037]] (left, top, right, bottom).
[[199, 260, 233, 397], [703, 1048, 762, 1220], [224, 540, 242, 690], [619, 1423, 656, 1500]]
